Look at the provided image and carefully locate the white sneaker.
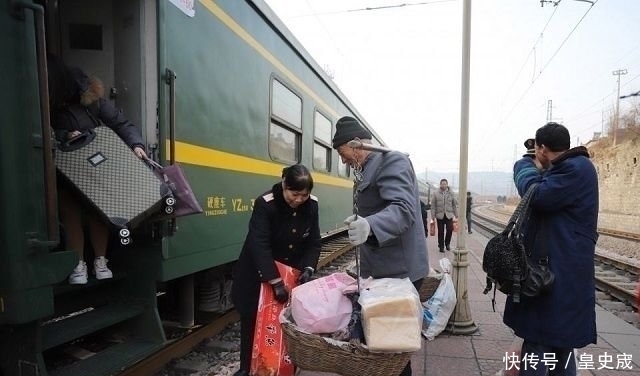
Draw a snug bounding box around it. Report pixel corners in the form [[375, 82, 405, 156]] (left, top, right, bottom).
[[69, 260, 88, 284], [94, 256, 113, 280]]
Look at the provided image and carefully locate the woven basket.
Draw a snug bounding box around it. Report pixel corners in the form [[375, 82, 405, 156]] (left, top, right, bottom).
[[419, 275, 442, 302], [280, 309, 411, 376]]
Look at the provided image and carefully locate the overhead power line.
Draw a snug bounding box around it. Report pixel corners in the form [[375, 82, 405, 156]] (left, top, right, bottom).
[[291, 0, 456, 17], [620, 90, 640, 99], [499, 0, 598, 126]]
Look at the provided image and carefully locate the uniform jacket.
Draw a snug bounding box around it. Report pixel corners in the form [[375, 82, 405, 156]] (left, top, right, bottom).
[[47, 55, 144, 149], [232, 183, 321, 315], [355, 151, 428, 282], [504, 146, 598, 348], [431, 188, 458, 220]]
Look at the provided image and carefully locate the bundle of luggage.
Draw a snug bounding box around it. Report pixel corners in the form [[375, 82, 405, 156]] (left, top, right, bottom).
[[279, 273, 423, 376]]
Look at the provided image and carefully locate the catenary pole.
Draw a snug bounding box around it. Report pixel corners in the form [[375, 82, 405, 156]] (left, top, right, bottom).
[[447, 0, 478, 334]]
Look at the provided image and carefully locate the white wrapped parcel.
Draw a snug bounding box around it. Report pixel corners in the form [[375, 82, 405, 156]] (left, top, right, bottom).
[[358, 277, 423, 352]]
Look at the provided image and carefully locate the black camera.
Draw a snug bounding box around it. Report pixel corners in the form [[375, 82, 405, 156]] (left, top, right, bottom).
[[523, 138, 535, 158]]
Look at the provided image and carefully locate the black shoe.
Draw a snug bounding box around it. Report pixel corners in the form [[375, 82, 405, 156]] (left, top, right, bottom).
[[446, 245, 451, 251], [439, 247, 444, 252], [468, 231, 473, 234], [233, 370, 249, 376]]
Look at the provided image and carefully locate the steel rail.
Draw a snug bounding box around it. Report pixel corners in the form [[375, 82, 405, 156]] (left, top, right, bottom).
[[474, 209, 640, 308]]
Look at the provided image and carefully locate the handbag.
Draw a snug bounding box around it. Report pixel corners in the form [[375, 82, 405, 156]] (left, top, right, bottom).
[[145, 158, 203, 218], [482, 183, 554, 308]]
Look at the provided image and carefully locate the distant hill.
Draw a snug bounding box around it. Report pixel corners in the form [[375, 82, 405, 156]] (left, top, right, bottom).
[[417, 171, 515, 197]]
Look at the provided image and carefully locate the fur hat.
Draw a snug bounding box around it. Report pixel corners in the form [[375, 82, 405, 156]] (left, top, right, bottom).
[[332, 116, 372, 149]]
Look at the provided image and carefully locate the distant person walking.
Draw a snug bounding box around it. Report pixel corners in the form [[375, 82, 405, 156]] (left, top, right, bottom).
[[431, 179, 458, 252], [466, 191, 473, 234]]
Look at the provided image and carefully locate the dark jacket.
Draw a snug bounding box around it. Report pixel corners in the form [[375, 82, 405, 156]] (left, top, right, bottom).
[[419, 200, 429, 237], [504, 146, 598, 348], [47, 56, 144, 149], [231, 183, 321, 315]]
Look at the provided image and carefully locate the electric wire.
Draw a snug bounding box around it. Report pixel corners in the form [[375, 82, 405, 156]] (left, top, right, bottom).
[[499, 0, 598, 128], [290, 0, 457, 17], [499, 6, 560, 113]]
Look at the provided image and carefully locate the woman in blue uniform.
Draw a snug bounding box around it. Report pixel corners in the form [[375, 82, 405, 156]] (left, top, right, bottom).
[[232, 164, 321, 376]]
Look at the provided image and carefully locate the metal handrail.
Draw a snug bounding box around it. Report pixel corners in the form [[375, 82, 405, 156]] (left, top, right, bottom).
[[15, 1, 59, 246]]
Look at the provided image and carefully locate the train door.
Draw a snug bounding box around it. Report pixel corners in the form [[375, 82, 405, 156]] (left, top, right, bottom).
[[47, 0, 158, 151]]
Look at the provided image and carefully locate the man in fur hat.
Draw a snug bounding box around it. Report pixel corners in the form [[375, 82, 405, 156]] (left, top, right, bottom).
[[332, 116, 428, 376]]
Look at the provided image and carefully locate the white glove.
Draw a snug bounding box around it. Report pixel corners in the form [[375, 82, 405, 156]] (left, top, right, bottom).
[[344, 215, 371, 246]]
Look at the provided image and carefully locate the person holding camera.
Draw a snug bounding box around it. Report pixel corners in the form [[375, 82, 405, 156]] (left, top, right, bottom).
[[504, 123, 598, 375], [231, 164, 321, 376]]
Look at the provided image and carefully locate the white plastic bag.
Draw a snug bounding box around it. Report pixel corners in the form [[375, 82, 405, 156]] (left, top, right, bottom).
[[358, 277, 423, 352], [422, 258, 457, 340], [290, 272, 357, 334]]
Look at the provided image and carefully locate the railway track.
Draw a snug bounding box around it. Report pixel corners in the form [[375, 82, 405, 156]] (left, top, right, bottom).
[[123, 207, 640, 375], [473, 207, 640, 317], [118, 230, 354, 376], [481, 204, 640, 243]]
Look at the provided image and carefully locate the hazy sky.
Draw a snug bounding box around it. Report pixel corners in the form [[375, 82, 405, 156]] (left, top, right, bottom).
[[263, 0, 640, 173]]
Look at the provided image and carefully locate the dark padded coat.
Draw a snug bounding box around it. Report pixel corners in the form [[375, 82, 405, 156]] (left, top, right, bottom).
[[231, 183, 321, 315], [505, 146, 598, 348], [47, 55, 144, 149]]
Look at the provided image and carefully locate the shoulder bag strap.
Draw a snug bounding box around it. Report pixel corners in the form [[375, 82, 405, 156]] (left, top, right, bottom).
[[503, 182, 538, 235], [512, 183, 539, 236]]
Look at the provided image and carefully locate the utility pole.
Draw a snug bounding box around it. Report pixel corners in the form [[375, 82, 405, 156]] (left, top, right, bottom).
[[448, 0, 477, 335], [546, 99, 553, 122], [612, 69, 628, 146]]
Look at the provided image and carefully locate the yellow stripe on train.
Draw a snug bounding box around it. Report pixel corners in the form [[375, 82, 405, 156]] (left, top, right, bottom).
[[170, 141, 353, 188]]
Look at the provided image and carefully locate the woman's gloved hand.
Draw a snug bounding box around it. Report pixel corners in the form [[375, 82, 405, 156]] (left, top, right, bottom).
[[270, 280, 289, 304], [297, 267, 314, 284]]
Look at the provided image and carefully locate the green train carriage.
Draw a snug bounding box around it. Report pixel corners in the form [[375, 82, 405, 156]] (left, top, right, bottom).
[[0, 0, 385, 375]]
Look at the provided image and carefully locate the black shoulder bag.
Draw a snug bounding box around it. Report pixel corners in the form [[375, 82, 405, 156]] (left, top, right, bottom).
[[482, 183, 554, 310]]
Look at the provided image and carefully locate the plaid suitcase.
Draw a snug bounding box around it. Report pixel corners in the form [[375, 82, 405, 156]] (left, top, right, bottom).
[[55, 126, 173, 244]]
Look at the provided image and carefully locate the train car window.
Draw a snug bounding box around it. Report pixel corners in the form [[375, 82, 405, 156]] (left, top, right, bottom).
[[269, 78, 302, 164], [314, 111, 331, 143], [272, 79, 302, 129], [269, 123, 299, 163], [312, 111, 331, 172]]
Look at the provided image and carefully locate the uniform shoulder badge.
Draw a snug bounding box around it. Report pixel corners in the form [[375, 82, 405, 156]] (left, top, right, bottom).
[[310, 194, 318, 202], [262, 192, 275, 202]]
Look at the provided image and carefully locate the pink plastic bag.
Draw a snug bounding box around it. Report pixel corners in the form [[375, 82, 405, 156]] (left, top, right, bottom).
[[290, 272, 357, 334]]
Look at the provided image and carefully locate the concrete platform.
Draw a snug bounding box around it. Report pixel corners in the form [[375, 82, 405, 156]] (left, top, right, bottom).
[[410, 231, 640, 376]]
